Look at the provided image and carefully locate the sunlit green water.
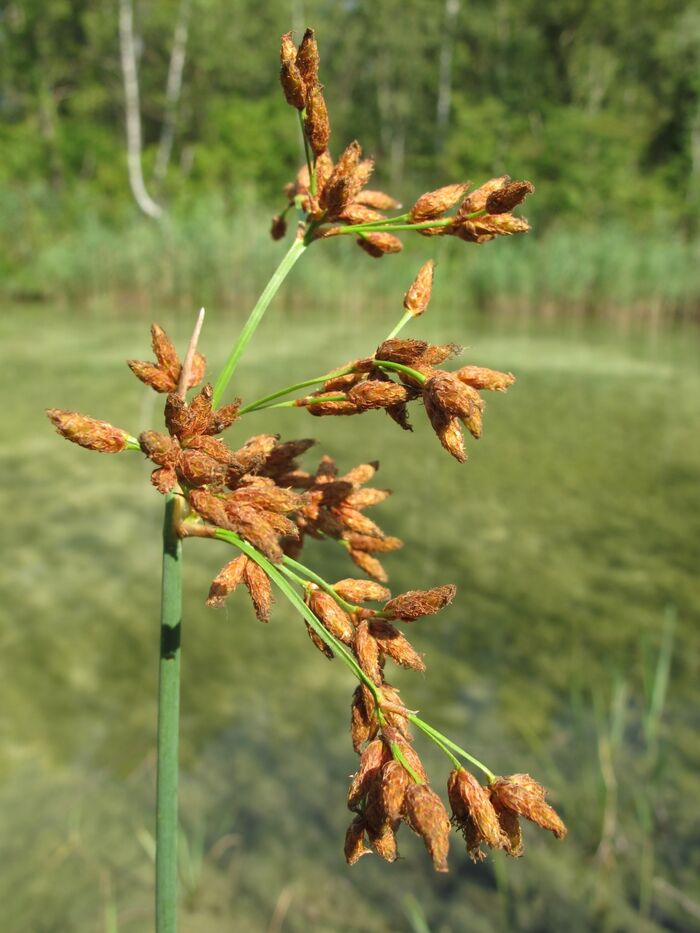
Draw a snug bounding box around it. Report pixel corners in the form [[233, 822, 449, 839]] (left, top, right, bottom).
[[1, 300, 698, 932]]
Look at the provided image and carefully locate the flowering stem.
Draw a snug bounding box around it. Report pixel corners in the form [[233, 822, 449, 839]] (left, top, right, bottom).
[[239, 366, 355, 414], [155, 493, 183, 933], [409, 715, 495, 781], [384, 310, 414, 341], [212, 236, 307, 407], [258, 393, 347, 412], [281, 555, 358, 613], [374, 360, 428, 384]]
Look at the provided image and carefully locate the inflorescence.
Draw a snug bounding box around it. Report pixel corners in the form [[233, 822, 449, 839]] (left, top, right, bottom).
[[47, 27, 565, 872]]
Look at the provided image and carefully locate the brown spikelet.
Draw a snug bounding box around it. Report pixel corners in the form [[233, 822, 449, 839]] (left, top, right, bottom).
[[356, 232, 403, 257], [347, 532, 402, 554], [367, 821, 398, 862], [347, 380, 414, 411], [295, 28, 319, 92], [314, 149, 333, 194], [354, 620, 382, 685], [347, 738, 390, 811], [382, 727, 428, 783], [306, 622, 334, 658], [334, 579, 391, 603], [478, 213, 531, 236], [409, 182, 470, 223], [491, 799, 523, 857], [223, 503, 283, 562], [46, 409, 130, 453], [151, 324, 180, 382], [322, 372, 364, 393], [380, 685, 413, 741], [231, 434, 279, 476], [307, 587, 354, 644], [270, 215, 287, 240], [280, 32, 306, 109], [455, 365, 515, 392], [447, 769, 506, 862], [151, 466, 177, 494], [349, 549, 388, 582], [345, 487, 390, 509], [127, 360, 177, 393], [304, 398, 360, 417], [404, 784, 451, 872], [383, 584, 456, 622], [403, 260, 435, 318], [304, 85, 330, 155], [379, 759, 410, 822], [339, 203, 385, 225], [375, 338, 429, 368], [424, 392, 467, 462], [355, 190, 402, 210], [424, 372, 483, 438], [458, 175, 509, 216], [243, 559, 272, 622], [369, 619, 426, 672], [485, 180, 534, 214], [176, 449, 227, 487], [351, 684, 379, 751], [207, 555, 248, 608], [344, 816, 371, 865], [490, 775, 567, 840]]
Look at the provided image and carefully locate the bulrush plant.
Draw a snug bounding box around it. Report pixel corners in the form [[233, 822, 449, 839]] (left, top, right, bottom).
[[47, 27, 564, 931]]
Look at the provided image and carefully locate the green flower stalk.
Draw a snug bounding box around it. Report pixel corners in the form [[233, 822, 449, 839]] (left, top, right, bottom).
[[46, 24, 565, 932]]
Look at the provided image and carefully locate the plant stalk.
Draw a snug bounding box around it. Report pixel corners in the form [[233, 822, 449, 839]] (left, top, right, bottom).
[[212, 236, 307, 407], [156, 493, 183, 933]]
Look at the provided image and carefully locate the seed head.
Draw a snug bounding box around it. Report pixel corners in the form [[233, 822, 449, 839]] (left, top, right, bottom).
[[347, 380, 414, 411], [383, 584, 456, 622], [485, 180, 534, 214], [304, 84, 330, 156], [207, 555, 248, 608], [447, 769, 506, 862], [351, 684, 379, 751], [367, 821, 398, 862], [403, 260, 435, 318], [344, 815, 371, 865], [334, 579, 391, 603], [46, 409, 131, 454], [270, 215, 287, 240], [347, 738, 390, 811], [295, 28, 319, 93], [490, 774, 567, 840], [356, 232, 403, 257], [280, 32, 306, 109], [458, 176, 509, 215], [369, 619, 426, 672], [354, 620, 383, 685], [404, 784, 451, 872], [455, 366, 515, 392], [306, 587, 354, 644], [409, 182, 470, 223]]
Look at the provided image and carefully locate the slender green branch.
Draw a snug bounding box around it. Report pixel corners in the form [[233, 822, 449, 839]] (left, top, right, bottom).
[[282, 555, 358, 614], [156, 493, 183, 933], [374, 359, 428, 384], [329, 208, 487, 238], [389, 742, 423, 784], [212, 236, 307, 407], [384, 310, 414, 341], [409, 715, 495, 782], [126, 435, 142, 450], [260, 393, 347, 412], [239, 365, 355, 415]]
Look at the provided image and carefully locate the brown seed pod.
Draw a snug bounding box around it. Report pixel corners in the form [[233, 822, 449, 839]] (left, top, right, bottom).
[[344, 815, 371, 865], [403, 260, 435, 318], [186, 435, 238, 464], [347, 738, 390, 811], [478, 213, 531, 235], [447, 769, 506, 862], [490, 798, 524, 857], [306, 587, 354, 644], [349, 549, 388, 582], [339, 203, 385, 225], [424, 372, 483, 439], [270, 214, 287, 240], [304, 398, 360, 417], [346, 533, 402, 554], [207, 555, 248, 608], [458, 175, 509, 216], [344, 487, 390, 509], [46, 409, 131, 453], [243, 559, 272, 622], [151, 466, 177, 494], [295, 27, 319, 92], [379, 759, 410, 823], [304, 85, 330, 156], [455, 365, 515, 392], [223, 502, 283, 562], [369, 619, 426, 672], [314, 149, 333, 194], [354, 620, 383, 685], [374, 338, 429, 366], [230, 434, 279, 476], [351, 684, 379, 751], [383, 584, 456, 622], [151, 323, 180, 382], [404, 784, 451, 872], [306, 621, 334, 658], [347, 380, 413, 411], [355, 189, 402, 210], [176, 449, 227, 487], [419, 343, 462, 367], [424, 393, 467, 463], [334, 579, 391, 604], [356, 232, 403, 257], [279, 32, 306, 109], [381, 727, 428, 783], [367, 820, 398, 863], [485, 180, 534, 214], [409, 182, 470, 223], [127, 359, 177, 394], [490, 774, 567, 840]]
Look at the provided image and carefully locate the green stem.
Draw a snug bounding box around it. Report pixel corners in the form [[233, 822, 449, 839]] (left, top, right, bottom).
[[260, 393, 348, 412], [212, 236, 307, 407], [384, 310, 414, 341], [409, 715, 495, 781], [239, 366, 355, 415], [390, 742, 423, 784], [282, 555, 358, 614], [374, 359, 428, 384], [156, 494, 183, 933], [333, 218, 452, 236]]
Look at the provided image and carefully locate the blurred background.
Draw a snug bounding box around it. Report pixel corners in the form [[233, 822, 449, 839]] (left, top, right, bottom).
[[1, 1, 699, 931]]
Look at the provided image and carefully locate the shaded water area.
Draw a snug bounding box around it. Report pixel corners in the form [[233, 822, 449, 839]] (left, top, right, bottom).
[[1, 300, 699, 932]]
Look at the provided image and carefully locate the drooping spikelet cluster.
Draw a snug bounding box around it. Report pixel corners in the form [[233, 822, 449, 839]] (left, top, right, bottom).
[[47, 25, 567, 876]]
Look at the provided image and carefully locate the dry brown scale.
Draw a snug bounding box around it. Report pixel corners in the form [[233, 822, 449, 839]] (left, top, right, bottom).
[[47, 25, 567, 875]]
